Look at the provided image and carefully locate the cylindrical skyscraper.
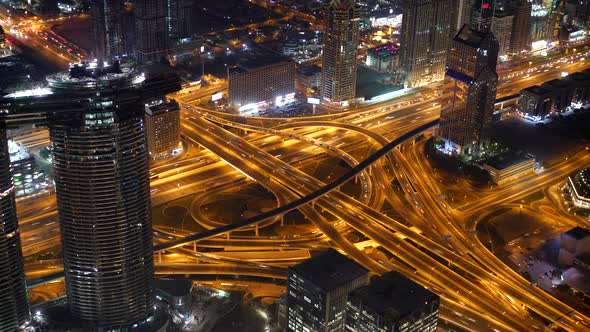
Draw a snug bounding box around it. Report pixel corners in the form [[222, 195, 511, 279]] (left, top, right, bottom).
[[46, 63, 155, 329], [1, 60, 180, 330], [0, 120, 29, 331]]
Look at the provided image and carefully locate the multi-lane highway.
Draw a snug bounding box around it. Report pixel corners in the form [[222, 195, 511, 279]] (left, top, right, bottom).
[[10, 10, 590, 329]]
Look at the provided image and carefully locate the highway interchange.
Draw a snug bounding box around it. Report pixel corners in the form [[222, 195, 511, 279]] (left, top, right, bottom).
[[4, 6, 590, 330]]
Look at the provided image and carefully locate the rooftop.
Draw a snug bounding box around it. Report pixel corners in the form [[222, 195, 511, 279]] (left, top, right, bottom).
[[154, 278, 193, 298], [522, 85, 550, 96], [297, 64, 321, 76], [290, 249, 368, 292], [368, 43, 399, 58], [542, 78, 572, 89], [569, 168, 590, 200], [564, 226, 590, 240], [484, 151, 534, 170], [349, 271, 439, 321], [565, 71, 590, 83], [454, 25, 488, 48]]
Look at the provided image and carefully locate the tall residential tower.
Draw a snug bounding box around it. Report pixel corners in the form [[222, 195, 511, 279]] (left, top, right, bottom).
[[320, 0, 361, 106], [400, 0, 452, 88], [0, 119, 29, 331], [2, 61, 181, 330]]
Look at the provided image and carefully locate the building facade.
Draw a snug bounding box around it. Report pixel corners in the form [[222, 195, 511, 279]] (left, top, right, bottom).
[[0, 120, 29, 331], [135, 0, 169, 63], [167, 0, 193, 42], [320, 0, 361, 106], [145, 98, 181, 160], [567, 169, 590, 210], [228, 59, 295, 112], [470, 0, 495, 32], [346, 272, 440, 332], [287, 249, 369, 332], [451, 0, 474, 38], [93, 0, 124, 59], [1, 61, 181, 330], [439, 25, 499, 155], [518, 85, 553, 121], [491, 13, 514, 57], [482, 152, 535, 185], [509, 0, 532, 53], [366, 43, 399, 73], [400, 0, 452, 88]]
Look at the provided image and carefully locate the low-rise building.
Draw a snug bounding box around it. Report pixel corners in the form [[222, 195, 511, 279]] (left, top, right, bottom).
[[154, 278, 193, 318], [559, 227, 590, 266], [366, 43, 399, 73], [542, 78, 574, 112], [565, 71, 590, 106], [346, 271, 440, 332], [145, 98, 181, 160], [518, 85, 552, 121], [228, 56, 295, 113], [295, 64, 322, 95], [567, 168, 590, 210], [482, 152, 535, 185]]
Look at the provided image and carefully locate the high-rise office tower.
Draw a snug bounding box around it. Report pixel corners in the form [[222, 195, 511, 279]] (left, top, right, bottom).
[[471, 0, 495, 32], [400, 0, 452, 88], [135, 0, 169, 63], [2, 61, 181, 330], [93, 0, 124, 59], [451, 0, 474, 38], [320, 0, 361, 106], [0, 120, 29, 331], [167, 0, 193, 42], [287, 249, 369, 332], [346, 271, 440, 332], [509, 0, 532, 53], [439, 25, 499, 155]]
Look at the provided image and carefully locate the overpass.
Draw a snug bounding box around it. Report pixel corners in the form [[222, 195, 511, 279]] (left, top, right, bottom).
[[495, 93, 520, 110]]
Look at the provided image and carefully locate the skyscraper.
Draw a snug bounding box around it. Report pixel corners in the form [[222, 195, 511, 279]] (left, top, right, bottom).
[[287, 249, 369, 332], [470, 0, 495, 32], [491, 12, 513, 57], [145, 98, 181, 160], [346, 271, 440, 332], [2, 61, 181, 329], [509, 0, 532, 53], [135, 0, 169, 63], [167, 0, 193, 42], [400, 0, 452, 88], [0, 120, 29, 331], [451, 0, 474, 38], [321, 0, 361, 106], [93, 0, 124, 59], [439, 25, 499, 155]]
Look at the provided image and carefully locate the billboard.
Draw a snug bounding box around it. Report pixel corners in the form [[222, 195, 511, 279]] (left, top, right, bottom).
[[307, 97, 320, 105], [211, 92, 223, 101]]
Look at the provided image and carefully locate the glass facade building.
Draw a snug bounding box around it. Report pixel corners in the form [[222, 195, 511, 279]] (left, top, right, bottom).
[[286, 249, 369, 332], [346, 271, 440, 332], [1, 61, 181, 330], [400, 0, 452, 88], [439, 25, 499, 155], [135, 0, 170, 63], [0, 121, 29, 331]]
